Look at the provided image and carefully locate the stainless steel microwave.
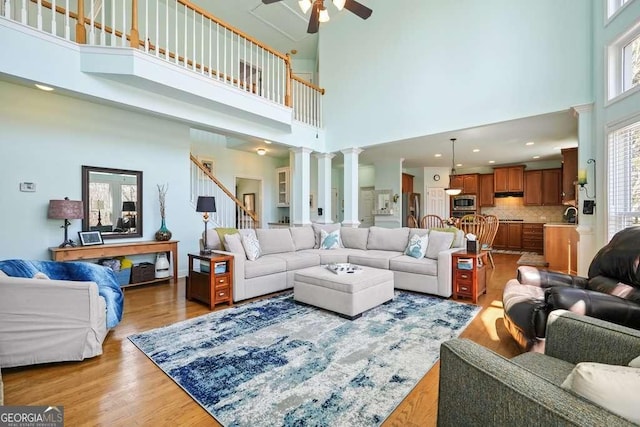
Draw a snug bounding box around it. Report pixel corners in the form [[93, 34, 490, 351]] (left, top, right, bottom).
[[452, 195, 477, 211]]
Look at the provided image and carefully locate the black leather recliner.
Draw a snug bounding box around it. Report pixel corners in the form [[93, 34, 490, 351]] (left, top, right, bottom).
[[503, 226, 640, 350]]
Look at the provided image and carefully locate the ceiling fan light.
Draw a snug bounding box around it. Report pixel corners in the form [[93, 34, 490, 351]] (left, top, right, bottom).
[[298, 0, 312, 14], [319, 7, 330, 23], [332, 0, 346, 11]]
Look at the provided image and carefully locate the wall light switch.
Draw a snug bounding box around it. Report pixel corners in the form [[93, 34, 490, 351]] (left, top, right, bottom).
[[20, 182, 36, 192]]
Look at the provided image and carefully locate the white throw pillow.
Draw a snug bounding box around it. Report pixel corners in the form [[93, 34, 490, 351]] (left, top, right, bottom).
[[241, 232, 262, 261], [404, 234, 429, 259], [33, 272, 50, 280], [320, 229, 342, 250], [629, 355, 640, 368], [425, 230, 455, 260], [224, 233, 247, 258], [0, 269, 7, 277], [561, 362, 640, 423]]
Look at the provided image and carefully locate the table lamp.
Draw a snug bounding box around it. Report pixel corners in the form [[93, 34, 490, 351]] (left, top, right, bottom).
[[48, 197, 84, 248], [196, 196, 216, 254], [122, 201, 136, 230]]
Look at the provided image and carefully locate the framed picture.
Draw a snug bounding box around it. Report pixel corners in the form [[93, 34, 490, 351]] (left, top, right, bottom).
[[78, 231, 104, 246], [199, 157, 214, 175], [243, 193, 255, 213]]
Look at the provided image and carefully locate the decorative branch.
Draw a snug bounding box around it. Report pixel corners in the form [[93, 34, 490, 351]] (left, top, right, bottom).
[[157, 184, 168, 219]]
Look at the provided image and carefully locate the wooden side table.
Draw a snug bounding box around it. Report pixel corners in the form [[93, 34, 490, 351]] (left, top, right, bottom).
[[452, 251, 488, 304], [186, 253, 234, 309]]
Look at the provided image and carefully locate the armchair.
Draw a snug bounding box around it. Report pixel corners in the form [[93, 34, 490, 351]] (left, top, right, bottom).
[[503, 226, 640, 350], [438, 311, 640, 426]]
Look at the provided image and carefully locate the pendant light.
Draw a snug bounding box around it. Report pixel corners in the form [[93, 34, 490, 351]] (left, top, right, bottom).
[[445, 138, 462, 196]]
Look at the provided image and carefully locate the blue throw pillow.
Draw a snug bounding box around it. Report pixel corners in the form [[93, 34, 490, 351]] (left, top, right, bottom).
[[320, 229, 342, 250], [405, 234, 429, 259]]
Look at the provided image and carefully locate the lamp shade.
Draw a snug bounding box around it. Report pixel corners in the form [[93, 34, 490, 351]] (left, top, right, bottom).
[[196, 196, 216, 213], [48, 197, 83, 220], [122, 201, 136, 212]]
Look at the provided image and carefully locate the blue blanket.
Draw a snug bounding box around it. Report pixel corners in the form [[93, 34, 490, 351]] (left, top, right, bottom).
[[0, 259, 124, 328]]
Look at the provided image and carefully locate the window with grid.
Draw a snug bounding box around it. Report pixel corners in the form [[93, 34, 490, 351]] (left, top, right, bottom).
[[608, 119, 640, 239], [608, 19, 640, 100], [623, 33, 640, 92]]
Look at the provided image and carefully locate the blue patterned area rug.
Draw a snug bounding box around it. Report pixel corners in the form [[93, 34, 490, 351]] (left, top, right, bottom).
[[129, 291, 480, 427]]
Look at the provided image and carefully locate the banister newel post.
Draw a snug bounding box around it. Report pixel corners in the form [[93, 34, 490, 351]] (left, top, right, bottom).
[[130, 0, 140, 48], [76, 0, 86, 44], [285, 54, 292, 107]]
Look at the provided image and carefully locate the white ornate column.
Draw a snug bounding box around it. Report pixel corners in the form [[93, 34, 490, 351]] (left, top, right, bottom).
[[290, 147, 313, 227], [572, 103, 596, 276], [314, 152, 335, 224], [341, 148, 363, 228]]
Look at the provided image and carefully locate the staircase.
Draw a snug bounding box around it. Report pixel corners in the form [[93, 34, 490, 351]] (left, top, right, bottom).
[[190, 154, 257, 229]]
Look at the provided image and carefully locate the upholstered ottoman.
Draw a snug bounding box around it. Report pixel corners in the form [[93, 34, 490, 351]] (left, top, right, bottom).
[[294, 265, 394, 319]]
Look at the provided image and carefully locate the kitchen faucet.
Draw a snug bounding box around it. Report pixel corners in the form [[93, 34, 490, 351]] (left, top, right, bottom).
[[564, 206, 578, 223]]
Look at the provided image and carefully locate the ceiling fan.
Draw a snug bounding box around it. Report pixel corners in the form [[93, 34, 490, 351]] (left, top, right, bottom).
[[261, 0, 373, 34]]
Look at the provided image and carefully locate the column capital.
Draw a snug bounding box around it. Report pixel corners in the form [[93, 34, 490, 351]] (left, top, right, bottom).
[[572, 103, 594, 116], [313, 152, 336, 160], [340, 147, 363, 156], [289, 147, 314, 155]]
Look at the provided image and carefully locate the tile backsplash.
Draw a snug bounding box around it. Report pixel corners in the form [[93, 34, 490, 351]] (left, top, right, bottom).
[[480, 197, 565, 223]]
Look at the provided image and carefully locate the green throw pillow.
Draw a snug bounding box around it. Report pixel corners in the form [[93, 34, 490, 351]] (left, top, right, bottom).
[[215, 228, 239, 250], [429, 227, 462, 248]]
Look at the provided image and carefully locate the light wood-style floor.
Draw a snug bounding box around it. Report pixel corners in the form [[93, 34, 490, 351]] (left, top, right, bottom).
[[3, 254, 523, 426]]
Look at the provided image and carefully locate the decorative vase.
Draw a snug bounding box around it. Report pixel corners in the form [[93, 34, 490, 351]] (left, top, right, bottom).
[[155, 253, 171, 279], [155, 218, 172, 241]]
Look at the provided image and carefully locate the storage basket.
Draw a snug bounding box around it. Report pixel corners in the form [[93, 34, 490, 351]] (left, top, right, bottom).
[[131, 262, 155, 283]]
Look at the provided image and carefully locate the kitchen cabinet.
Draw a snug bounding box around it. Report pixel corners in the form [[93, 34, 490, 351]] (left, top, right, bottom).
[[494, 222, 523, 250], [561, 148, 578, 204], [276, 167, 290, 207], [522, 223, 544, 253], [449, 174, 479, 194], [544, 224, 578, 275], [402, 173, 414, 194], [524, 169, 561, 206], [494, 166, 524, 193], [479, 174, 494, 207]]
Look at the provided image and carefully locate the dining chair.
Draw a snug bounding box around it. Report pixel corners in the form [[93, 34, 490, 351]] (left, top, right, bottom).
[[407, 215, 419, 228], [457, 214, 487, 254], [481, 214, 500, 268], [420, 214, 445, 229]]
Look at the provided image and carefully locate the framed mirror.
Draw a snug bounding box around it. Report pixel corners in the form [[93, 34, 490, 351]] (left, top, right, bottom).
[[82, 166, 143, 239]]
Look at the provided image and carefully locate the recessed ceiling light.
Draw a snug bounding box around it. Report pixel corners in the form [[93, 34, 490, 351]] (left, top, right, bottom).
[[434, 153, 442, 158], [256, 148, 266, 156], [456, 163, 463, 167], [533, 155, 540, 159], [488, 160, 495, 164], [264, 140, 272, 144], [35, 84, 54, 91], [526, 141, 535, 146], [472, 149, 480, 153]]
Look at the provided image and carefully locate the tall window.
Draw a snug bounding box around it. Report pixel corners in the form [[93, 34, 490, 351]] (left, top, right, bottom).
[[623, 33, 640, 92], [608, 20, 640, 101], [608, 0, 632, 18], [608, 119, 640, 239]]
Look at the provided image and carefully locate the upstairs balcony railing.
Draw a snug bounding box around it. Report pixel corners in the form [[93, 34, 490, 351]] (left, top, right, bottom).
[[1, 0, 324, 127]]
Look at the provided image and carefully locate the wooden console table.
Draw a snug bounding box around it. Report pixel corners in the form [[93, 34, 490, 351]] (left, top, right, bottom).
[[50, 240, 179, 284]]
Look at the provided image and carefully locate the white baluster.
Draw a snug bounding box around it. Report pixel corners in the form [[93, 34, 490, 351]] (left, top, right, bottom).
[[121, 0, 126, 47], [164, 0, 168, 59], [216, 22, 220, 80], [183, 4, 187, 68], [200, 14, 204, 74], [144, 0, 148, 52], [20, 0, 26, 24], [100, 0, 105, 45], [3, 0, 10, 19], [110, 0, 115, 45], [174, 0, 178, 64], [37, 0, 42, 30], [51, 0, 57, 36], [191, 8, 195, 71], [89, 0, 94, 44], [208, 18, 211, 77]]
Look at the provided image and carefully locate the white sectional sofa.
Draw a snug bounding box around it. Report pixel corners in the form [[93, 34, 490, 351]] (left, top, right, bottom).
[[205, 225, 464, 303]]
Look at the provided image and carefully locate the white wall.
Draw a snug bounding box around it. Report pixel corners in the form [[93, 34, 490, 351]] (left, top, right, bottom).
[[320, 0, 592, 151], [373, 158, 402, 228]]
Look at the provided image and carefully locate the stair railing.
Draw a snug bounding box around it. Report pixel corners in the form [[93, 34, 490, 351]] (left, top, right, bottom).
[[190, 154, 257, 230]]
